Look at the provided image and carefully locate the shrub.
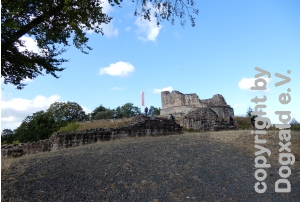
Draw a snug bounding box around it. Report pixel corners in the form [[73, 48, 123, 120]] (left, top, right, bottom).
[[59, 122, 80, 132], [12, 140, 20, 145], [233, 116, 252, 130]]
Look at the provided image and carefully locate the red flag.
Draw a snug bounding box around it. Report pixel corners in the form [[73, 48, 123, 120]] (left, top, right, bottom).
[[141, 91, 144, 106]]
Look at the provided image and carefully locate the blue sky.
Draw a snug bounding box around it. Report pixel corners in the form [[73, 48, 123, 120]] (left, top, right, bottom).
[[1, 0, 300, 130]]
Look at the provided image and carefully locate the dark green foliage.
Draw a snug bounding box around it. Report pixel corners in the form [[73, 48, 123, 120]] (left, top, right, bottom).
[[134, 0, 199, 27], [1, 0, 198, 89], [12, 101, 86, 143], [47, 101, 86, 129], [93, 109, 115, 120], [150, 106, 160, 116], [121, 103, 141, 117], [1, 0, 111, 89], [246, 106, 253, 117], [290, 118, 299, 125], [1, 129, 14, 144], [290, 118, 300, 131], [14, 111, 56, 142], [115, 103, 141, 118], [91, 105, 106, 119], [115, 106, 123, 118]]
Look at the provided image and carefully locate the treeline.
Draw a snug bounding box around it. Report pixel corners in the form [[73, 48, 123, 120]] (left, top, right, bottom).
[[1, 102, 160, 144]]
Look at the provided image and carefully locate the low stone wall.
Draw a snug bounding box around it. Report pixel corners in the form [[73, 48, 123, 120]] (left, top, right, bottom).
[[1, 115, 182, 159]]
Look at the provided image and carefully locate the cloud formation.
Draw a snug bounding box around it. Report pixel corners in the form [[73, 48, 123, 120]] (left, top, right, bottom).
[[99, 61, 135, 77], [153, 86, 173, 93], [1, 95, 61, 130], [102, 21, 119, 37], [16, 36, 39, 53], [238, 77, 271, 91], [135, 3, 162, 42], [1, 95, 92, 130]]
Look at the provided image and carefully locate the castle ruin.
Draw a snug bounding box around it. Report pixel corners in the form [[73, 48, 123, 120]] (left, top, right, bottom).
[[160, 90, 235, 131], [160, 90, 234, 118]]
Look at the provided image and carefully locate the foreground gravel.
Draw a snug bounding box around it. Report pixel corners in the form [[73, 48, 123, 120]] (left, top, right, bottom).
[[2, 132, 300, 202]]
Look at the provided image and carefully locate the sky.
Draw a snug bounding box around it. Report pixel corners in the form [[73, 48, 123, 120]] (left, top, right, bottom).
[[1, 0, 300, 131]]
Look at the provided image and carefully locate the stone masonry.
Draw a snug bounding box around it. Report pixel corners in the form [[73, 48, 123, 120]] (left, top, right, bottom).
[[160, 90, 234, 118], [179, 108, 236, 132], [1, 115, 182, 159]]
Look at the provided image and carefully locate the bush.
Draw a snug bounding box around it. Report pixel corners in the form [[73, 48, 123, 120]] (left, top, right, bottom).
[[12, 140, 20, 145], [233, 116, 252, 130], [291, 124, 300, 131], [59, 122, 80, 132]]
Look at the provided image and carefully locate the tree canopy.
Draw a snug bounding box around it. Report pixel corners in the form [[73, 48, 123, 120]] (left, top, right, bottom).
[[47, 101, 86, 128], [149, 105, 160, 116], [14, 110, 55, 142], [115, 103, 141, 118], [91, 105, 106, 119], [1, 129, 14, 144], [1, 0, 198, 89]]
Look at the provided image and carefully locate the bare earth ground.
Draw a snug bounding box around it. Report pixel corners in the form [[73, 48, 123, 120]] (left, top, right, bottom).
[[1, 130, 300, 202]]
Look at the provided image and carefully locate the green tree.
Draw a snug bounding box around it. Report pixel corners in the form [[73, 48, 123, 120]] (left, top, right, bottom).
[[14, 110, 55, 142], [290, 118, 299, 125], [1, 0, 198, 89], [121, 103, 141, 117], [1, 129, 14, 144], [115, 103, 140, 118], [91, 105, 106, 120], [150, 106, 160, 116], [47, 101, 86, 129], [246, 106, 253, 117], [115, 106, 123, 118], [290, 118, 300, 131]]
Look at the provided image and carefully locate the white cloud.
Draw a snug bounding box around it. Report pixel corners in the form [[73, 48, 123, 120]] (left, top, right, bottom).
[[102, 21, 119, 37], [16, 36, 39, 53], [82, 106, 92, 114], [1, 95, 61, 130], [153, 86, 173, 94], [101, 0, 114, 14], [125, 26, 131, 31], [135, 3, 162, 42], [99, 61, 135, 77], [1, 95, 92, 130], [238, 77, 271, 91], [23, 78, 33, 83], [111, 87, 125, 91]]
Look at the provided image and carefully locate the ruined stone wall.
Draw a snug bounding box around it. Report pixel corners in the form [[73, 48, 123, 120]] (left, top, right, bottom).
[[160, 91, 234, 118], [179, 108, 236, 132], [161, 91, 206, 110], [1, 116, 182, 159]]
